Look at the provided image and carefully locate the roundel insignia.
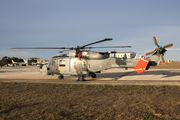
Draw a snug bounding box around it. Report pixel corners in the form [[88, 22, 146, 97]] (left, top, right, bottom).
[[78, 52, 81, 58]]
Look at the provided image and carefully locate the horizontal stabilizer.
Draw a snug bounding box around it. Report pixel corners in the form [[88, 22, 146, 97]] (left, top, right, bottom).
[[134, 58, 149, 74]]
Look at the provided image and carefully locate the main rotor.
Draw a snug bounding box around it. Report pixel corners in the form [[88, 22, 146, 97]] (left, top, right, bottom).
[[9, 38, 131, 54]]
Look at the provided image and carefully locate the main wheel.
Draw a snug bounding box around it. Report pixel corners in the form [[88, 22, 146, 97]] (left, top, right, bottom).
[[58, 74, 64, 79], [90, 72, 96, 78]]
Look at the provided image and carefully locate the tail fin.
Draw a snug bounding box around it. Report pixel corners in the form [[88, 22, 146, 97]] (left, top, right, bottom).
[[134, 36, 173, 74], [134, 58, 149, 74]]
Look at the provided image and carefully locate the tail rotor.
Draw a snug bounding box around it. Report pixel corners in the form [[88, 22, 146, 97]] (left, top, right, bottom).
[[145, 36, 173, 63]]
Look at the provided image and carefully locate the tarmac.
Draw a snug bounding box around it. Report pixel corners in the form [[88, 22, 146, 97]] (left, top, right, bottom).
[[0, 66, 180, 86]]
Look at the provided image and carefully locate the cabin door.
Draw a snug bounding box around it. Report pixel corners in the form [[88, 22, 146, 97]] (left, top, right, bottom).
[[58, 58, 69, 74]]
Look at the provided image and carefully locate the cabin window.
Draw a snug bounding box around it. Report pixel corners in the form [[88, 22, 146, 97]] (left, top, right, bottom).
[[52, 59, 56, 66], [59, 60, 66, 67]]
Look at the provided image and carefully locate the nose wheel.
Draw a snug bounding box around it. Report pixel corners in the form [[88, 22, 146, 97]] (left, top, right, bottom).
[[58, 74, 64, 79]]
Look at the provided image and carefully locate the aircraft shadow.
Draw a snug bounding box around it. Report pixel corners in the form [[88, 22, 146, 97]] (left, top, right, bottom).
[[0, 70, 27, 73], [95, 70, 180, 79]]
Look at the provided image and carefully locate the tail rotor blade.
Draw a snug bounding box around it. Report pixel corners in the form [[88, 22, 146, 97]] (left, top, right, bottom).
[[145, 50, 156, 56], [153, 36, 159, 47], [160, 54, 165, 63], [163, 43, 173, 49]]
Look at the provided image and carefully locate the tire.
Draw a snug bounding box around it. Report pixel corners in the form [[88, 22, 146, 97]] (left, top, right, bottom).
[[90, 72, 96, 78], [58, 74, 64, 79]]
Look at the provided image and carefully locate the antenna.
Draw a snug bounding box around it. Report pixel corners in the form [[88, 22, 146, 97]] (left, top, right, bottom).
[[68, 44, 69, 53]]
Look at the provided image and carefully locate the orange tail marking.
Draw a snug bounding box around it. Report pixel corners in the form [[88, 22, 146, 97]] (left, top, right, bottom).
[[134, 58, 149, 74]]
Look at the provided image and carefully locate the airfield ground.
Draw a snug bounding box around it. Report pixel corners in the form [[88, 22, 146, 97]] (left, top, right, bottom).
[[0, 62, 180, 119], [0, 62, 180, 85]]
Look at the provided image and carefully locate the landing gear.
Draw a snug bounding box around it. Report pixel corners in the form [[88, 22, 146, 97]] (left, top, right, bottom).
[[58, 74, 64, 79], [90, 72, 96, 78], [78, 74, 85, 81]]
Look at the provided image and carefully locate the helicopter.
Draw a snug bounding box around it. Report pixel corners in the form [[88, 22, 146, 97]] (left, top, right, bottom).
[[10, 36, 173, 81]]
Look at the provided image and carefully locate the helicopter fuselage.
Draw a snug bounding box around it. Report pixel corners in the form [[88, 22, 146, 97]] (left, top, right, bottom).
[[9, 36, 173, 81], [41, 50, 140, 78]]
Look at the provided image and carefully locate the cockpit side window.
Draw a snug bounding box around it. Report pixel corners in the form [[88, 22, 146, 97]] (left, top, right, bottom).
[[59, 60, 66, 67]]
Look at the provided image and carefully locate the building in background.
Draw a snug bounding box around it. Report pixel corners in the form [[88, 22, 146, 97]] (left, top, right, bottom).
[[42, 59, 51, 63], [25, 58, 50, 64]]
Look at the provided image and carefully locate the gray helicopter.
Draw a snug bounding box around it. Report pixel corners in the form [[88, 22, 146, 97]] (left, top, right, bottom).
[[10, 36, 173, 81]]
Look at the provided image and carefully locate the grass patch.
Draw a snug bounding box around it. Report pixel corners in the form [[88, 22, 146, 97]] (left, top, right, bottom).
[[0, 101, 12, 113], [64, 103, 70, 108], [0, 82, 179, 91], [0, 82, 180, 119], [139, 112, 158, 120]]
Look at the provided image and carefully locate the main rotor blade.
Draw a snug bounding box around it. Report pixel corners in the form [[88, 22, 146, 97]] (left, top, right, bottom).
[[153, 36, 159, 47], [84, 46, 131, 49], [163, 43, 174, 49], [58, 49, 72, 53], [9, 47, 72, 49], [81, 38, 113, 48], [145, 50, 156, 56]]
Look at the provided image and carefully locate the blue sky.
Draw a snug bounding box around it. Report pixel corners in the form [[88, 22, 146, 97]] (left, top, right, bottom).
[[0, 0, 180, 61]]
